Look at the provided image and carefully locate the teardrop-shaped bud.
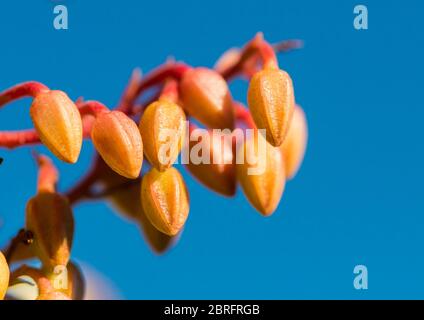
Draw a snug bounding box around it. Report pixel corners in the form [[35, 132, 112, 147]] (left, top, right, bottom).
[[137, 201, 180, 254], [141, 167, 189, 236], [281, 106, 308, 179], [185, 129, 236, 196], [180, 68, 234, 129], [30, 90, 82, 163], [100, 165, 178, 254], [237, 132, 285, 216], [91, 111, 143, 179], [139, 99, 186, 171], [247, 67, 295, 147], [25, 192, 74, 269], [0, 251, 9, 300]]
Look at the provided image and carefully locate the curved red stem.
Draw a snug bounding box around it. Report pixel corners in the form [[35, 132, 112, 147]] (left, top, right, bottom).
[[234, 102, 256, 129], [34, 153, 58, 193], [78, 101, 109, 117], [0, 82, 49, 107], [159, 79, 179, 103], [121, 62, 190, 113]]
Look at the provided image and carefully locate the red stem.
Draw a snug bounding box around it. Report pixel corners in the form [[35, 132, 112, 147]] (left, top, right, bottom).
[[0, 129, 40, 148], [220, 36, 302, 80], [117, 69, 143, 114], [234, 102, 256, 129], [257, 37, 278, 69], [0, 82, 49, 107], [78, 101, 109, 117], [159, 79, 179, 103], [34, 153, 58, 193], [66, 155, 104, 204], [129, 63, 190, 108]]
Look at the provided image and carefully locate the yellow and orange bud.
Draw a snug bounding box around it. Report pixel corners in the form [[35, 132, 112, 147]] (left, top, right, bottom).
[[30, 90, 83, 163], [141, 167, 189, 236], [91, 111, 143, 179], [0, 251, 9, 300], [139, 99, 186, 171], [99, 164, 178, 254], [185, 130, 236, 197], [137, 202, 179, 254], [236, 133, 285, 216], [25, 192, 74, 269], [180, 68, 234, 130], [247, 66, 295, 147], [281, 106, 308, 179]]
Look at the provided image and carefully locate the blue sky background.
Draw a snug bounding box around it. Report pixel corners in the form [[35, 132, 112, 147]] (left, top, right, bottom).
[[0, 0, 423, 299]]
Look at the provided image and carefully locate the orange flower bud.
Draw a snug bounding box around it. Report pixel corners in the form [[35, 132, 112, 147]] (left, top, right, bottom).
[[100, 167, 177, 254], [0, 251, 9, 300], [247, 66, 295, 147], [180, 68, 234, 129], [25, 192, 74, 269], [91, 111, 143, 179], [139, 99, 186, 171], [30, 90, 83, 163], [141, 167, 189, 236], [281, 106, 308, 179], [185, 130, 236, 197], [236, 133, 285, 216]]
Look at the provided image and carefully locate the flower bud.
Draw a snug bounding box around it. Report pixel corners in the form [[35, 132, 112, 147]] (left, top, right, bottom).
[[141, 167, 189, 236], [30, 90, 83, 163], [185, 130, 236, 196], [236, 133, 285, 216], [100, 167, 177, 254], [281, 106, 308, 179], [139, 99, 186, 171], [247, 67, 295, 147], [180, 68, 234, 129], [91, 111, 143, 179], [0, 251, 9, 300], [25, 192, 74, 269]]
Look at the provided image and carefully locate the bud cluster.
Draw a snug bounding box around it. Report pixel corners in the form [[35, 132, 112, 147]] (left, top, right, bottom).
[[0, 33, 307, 299]]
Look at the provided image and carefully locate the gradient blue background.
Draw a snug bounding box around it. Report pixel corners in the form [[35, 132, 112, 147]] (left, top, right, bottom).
[[1, 0, 423, 299]]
